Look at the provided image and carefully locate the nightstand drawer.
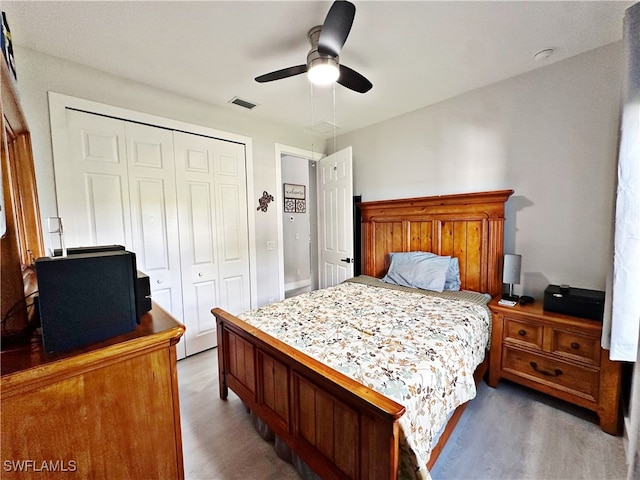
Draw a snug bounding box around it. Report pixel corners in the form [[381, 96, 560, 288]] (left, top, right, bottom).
[[551, 329, 600, 366], [503, 317, 543, 350], [502, 346, 599, 401]]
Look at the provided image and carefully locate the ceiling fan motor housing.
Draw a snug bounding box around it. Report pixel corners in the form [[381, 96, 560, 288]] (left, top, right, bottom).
[[306, 25, 340, 84]]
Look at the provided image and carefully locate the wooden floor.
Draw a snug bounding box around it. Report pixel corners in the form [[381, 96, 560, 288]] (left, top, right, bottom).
[[178, 348, 628, 480], [178, 347, 299, 480]]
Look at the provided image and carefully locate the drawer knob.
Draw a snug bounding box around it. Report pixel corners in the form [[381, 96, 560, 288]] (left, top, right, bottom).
[[518, 329, 527, 336], [570, 342, 580, 350], [530, 361, 563, 377]]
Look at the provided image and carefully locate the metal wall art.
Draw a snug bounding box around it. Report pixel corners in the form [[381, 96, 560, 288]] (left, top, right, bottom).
[[257, 191, 274, 212]]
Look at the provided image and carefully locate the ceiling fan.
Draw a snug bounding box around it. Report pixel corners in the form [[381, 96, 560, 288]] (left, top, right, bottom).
[[255, 0, 372, 93]]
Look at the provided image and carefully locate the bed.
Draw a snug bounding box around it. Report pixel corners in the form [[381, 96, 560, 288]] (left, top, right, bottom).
[[212, 189, 514, 479]]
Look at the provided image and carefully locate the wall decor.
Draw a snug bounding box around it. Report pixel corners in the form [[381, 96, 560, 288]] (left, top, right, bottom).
[[257, 191, 274, 212], [283, 183, 305, 213]]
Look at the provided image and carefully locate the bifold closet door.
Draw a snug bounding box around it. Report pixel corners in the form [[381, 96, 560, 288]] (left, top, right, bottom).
[[54, 109, 251, 357], [173, 132, 251, 355], [56, 111, 185, 345], [123, 122, 184, 323]]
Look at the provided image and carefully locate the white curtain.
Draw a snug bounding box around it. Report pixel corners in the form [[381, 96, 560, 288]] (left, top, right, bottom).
[[603, 2, 640, 363]]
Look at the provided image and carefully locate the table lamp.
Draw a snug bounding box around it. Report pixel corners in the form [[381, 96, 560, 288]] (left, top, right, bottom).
[[502, 253, 522, 301]]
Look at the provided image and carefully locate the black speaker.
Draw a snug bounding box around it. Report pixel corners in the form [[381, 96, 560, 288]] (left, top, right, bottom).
[[36, 251, 138, 353], [136, 270, 152, 318], [543, 284, 605, 321], [54, 245, 151, 322]]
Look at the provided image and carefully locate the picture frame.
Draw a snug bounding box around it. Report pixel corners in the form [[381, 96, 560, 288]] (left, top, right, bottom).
[[283, 183, 306, 213], [283, 183, 305, 200]]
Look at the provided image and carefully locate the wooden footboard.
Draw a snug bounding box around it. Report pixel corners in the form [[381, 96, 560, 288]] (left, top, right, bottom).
[[213, 308, 406, 480]]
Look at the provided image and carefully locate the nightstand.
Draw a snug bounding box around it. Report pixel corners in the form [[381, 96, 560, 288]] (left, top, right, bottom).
[[487, 297, 622, 435]]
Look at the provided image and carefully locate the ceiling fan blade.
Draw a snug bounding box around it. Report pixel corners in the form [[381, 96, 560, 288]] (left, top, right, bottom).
[[318, 1, 356, 57], [255, 65, 307, 83], [338, 64, 372, 93]]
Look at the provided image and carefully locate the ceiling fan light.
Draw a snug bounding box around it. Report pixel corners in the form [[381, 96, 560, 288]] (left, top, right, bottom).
[[307, 59, 340, 85]]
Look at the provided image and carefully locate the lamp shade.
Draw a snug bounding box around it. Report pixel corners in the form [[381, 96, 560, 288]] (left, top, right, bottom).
[[503, 254, 522, 285]]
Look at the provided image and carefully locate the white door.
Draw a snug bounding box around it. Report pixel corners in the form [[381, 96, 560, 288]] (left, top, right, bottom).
[[124, 122, 186, 357], [174, 132, 251, 355], [317, 147, 354, 288], [56, 110, 186, 357]]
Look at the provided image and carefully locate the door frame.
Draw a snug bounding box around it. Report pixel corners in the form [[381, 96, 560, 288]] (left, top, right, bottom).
[[274, 143, 324, 302], [48, 92, 259, 311]]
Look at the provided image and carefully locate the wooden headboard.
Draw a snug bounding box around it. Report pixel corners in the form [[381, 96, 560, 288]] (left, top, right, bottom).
[[358, 189, 514, 297]]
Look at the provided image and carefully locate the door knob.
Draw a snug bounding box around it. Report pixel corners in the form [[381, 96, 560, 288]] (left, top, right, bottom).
[[340, 258, 352, 264]]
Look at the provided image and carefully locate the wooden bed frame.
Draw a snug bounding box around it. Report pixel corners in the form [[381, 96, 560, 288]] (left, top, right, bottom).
[[213, 189, 514, 480]]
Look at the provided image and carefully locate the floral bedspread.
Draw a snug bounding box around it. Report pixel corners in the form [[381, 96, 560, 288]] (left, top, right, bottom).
[[238, 276, 491, 479]]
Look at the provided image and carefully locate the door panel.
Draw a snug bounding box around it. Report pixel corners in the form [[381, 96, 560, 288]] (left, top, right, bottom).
[[59, 110, 131, 248], [124, 123, 184, 340], [219, 185, 242, 261], [174, 132, 250, 355], [212, 141, 251, 315], [318, 147, 354, 289], [187, 182, 216, 265], [221, 275, 246, 317], [84, 173, 128, 246], [174, 135, 219, 356], [134, 178, 169, 269], [194, 281, 218, 334]]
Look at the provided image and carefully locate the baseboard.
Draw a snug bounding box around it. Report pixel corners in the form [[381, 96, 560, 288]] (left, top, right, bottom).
[[284, 279, 311, 291], [624, 412, 630, 458]]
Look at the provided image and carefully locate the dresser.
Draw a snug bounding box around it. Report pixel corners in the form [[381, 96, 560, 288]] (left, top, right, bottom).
[[487, 297, 622, 435], [1, 303, 185, 479]]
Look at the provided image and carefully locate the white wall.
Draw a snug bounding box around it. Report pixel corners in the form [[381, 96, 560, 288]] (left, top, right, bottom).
[[335, 43, 623, 299], [14, 46, 325, 307]]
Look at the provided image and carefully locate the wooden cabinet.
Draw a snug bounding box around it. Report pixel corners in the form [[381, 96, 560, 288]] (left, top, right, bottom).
[[487, 297, 622, 435], [1, 304, 185, 479]]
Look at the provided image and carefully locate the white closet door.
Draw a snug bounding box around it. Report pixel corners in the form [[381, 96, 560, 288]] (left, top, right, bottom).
[[58, 110, 132, 249], [174, 132, 250, 355], [54, 108, 251, 358], [213, 141, 251, 315], [123, 123, 185, 356], [56, 111, 186, 357]]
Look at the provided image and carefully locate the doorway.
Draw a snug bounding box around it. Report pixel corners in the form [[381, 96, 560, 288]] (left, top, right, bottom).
[[275, 144, 356, 301], [281, 154, 316, 298], [276, 144, 323, 300]]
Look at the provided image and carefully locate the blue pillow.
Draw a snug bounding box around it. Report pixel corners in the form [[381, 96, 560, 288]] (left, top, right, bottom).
[[444, 257, 461, 291], [382, 252, 451, 292], [382, 251, 462, 292], [413, 252, 461, 291]]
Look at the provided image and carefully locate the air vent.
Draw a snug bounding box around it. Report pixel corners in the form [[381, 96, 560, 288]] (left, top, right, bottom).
[[228, 97, 258, 110]]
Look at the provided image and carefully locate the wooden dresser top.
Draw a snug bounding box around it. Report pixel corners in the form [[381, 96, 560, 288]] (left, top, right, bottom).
[[1, 302, 184, 381]]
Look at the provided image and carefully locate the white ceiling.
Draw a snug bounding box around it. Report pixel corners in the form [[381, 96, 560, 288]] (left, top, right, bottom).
[[3, 1, 634, 137]]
